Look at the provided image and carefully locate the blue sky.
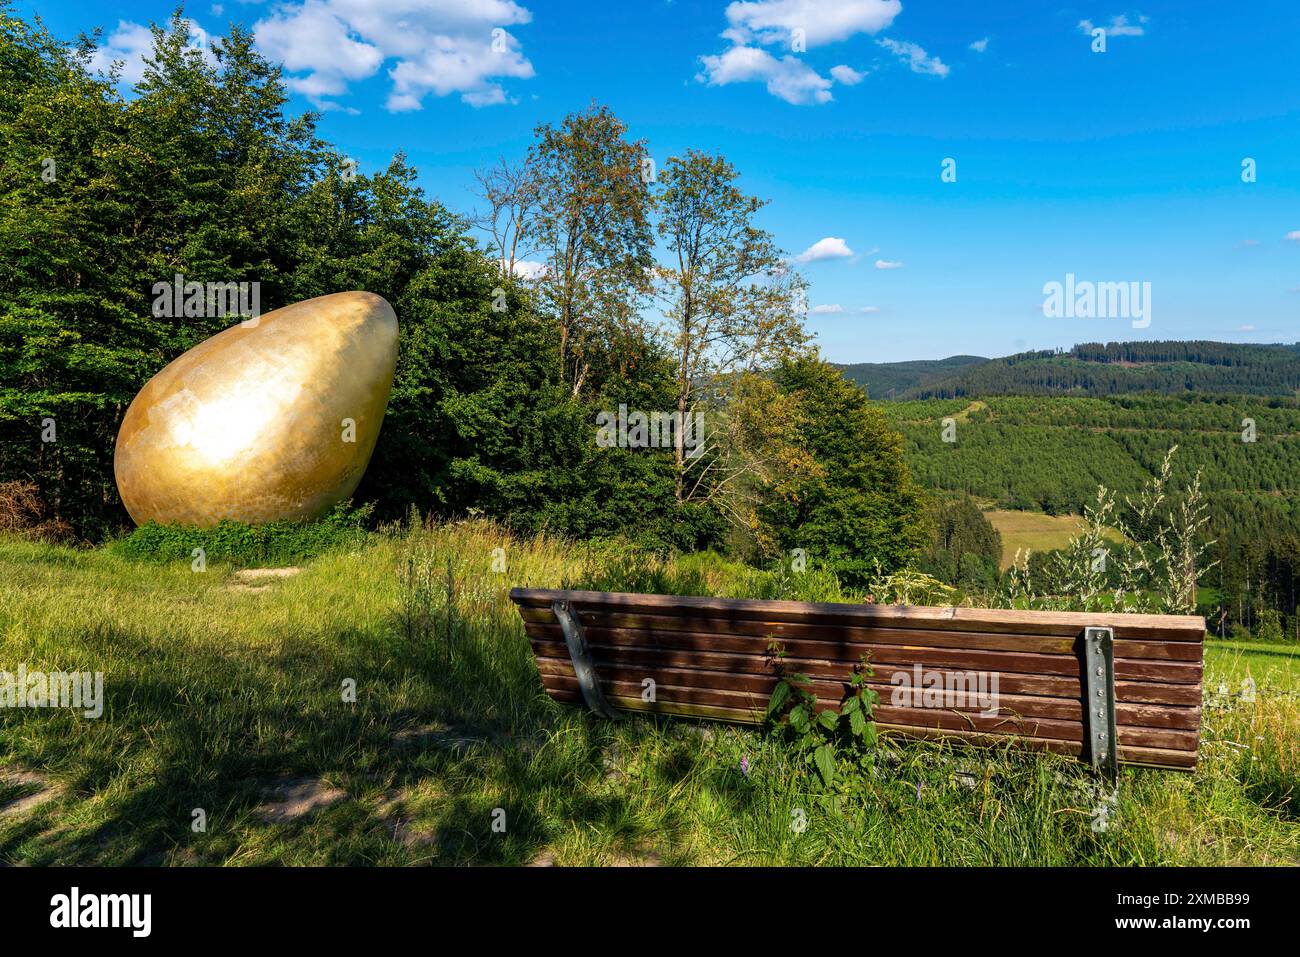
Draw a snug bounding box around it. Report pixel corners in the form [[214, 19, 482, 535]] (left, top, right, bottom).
[[27, 0, 1300, 362]]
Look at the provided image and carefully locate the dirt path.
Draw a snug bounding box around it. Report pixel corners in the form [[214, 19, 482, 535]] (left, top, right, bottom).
[[227, 567, 301, 593]]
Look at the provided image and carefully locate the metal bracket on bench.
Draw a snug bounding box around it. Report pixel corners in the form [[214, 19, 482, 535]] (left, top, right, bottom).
[[1083, 627, 1119, 781], [551, 600, 619, 720]]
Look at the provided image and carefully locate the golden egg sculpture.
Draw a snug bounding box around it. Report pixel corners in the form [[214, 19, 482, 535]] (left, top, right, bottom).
[[114, 291, 398, 527]]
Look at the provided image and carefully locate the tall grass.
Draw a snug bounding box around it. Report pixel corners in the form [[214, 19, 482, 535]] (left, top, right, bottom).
[[0, 521, 1295, 865]]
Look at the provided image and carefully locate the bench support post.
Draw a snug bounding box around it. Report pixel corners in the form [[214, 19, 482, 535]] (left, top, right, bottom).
[[551, 600, 619, 720], [1083, 627, 1119, 781]]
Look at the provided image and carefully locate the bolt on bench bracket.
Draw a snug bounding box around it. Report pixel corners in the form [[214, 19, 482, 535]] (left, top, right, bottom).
[[552, 600, 619, 720], [1083, 627, 1119, 780]]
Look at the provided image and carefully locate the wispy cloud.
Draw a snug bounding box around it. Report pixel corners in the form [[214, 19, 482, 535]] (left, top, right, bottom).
[[830, 64, 867, 85], [875, 258, 904, 270], [876, 37, 948, 76], [1078, 13, 1149, 37], [811, 303, 845, 313], [1285, 230, 1300, 243], [968, 37, 989, 53]]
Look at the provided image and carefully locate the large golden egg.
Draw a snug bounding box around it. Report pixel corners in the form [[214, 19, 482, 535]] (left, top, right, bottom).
[[114, 291, 398, 526]]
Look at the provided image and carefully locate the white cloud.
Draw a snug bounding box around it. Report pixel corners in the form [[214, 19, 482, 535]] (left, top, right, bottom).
[[511, 259, 547, 280], [830, 64, 866, 85], [255, 1, 383, 103], [795, 237, 854, 262], [859, 305, 881, 313], [969, 37, 989, 53], [697, 46, 833, 104], [1285, 231, 1300, 243], [1236, 324, 1256, 332], [1078, 14, 1148, 37], [253, 0, 536, 111], [876, 37, 948, 76], [721, 0, 902, 49], [811, 303, 844, 313], [699, 0, 920, 104], [88, 19, 216, 87], [874, 258, 904, 269]]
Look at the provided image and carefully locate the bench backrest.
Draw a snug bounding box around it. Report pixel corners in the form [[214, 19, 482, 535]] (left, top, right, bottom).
[[510, 588, 1205, 771]]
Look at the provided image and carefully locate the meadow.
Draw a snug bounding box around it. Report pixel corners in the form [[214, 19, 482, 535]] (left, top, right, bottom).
[[983, 509, 1125, 569], [1, 522, 1295, 866]]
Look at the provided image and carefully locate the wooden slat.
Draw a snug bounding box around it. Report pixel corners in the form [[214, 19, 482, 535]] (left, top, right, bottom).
[[511, 588, 1206, 641], [871, 723, 1198, 771], [534, 657, 1202, 729], [527, 636, 1200, 708], [517, 608, 1201, 661], [523, 625, 1202, 685], [541, 674, 1198, 752], [543, 686, 1198, 770], [528, 638, 1199, 707]]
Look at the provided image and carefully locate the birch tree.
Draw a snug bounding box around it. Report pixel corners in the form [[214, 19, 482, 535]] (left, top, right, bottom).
[[654, 149, 809, 503], [470, 156, 538, 279], [526, 104, 654, 398]]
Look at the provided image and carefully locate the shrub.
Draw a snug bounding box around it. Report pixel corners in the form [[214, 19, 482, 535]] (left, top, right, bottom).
[[0, 480, 74, 542], [1254, 609, 1284, 643], [109, 502, 373, 566], [753, 356, 928, 587]]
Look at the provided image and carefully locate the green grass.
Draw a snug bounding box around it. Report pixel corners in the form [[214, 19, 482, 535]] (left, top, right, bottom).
[[983, 509, 1125, 569], [1207, 640, 1300, 687], [0, 524, 1296, 865]]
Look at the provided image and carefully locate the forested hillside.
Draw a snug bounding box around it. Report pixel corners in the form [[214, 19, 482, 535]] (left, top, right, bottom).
[[898, 341, 1300, 399], [885, 394, 1300, 638], [835, 355, 986, 398]]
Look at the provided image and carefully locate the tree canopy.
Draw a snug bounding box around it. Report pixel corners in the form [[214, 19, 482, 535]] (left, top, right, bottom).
[[0, 5, 926, 579]]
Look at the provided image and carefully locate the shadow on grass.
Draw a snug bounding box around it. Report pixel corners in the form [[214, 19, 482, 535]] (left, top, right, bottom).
[[0, 603, 689, 865]]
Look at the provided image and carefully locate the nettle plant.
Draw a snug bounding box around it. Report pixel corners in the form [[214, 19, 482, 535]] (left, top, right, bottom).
[[765, 641, 878, 787]]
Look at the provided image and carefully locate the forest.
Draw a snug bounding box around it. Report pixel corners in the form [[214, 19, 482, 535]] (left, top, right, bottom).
[[0, 7, 924, 587], [843, 340, 1300, 399], [1, 7, 1294, 640], [886, 394, 1300, 639]]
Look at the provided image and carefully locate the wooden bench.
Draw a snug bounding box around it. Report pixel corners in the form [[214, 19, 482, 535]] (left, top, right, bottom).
[[510, 588, 1206, 772]]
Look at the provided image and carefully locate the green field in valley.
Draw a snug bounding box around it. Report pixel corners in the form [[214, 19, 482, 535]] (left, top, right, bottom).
[[983, 509, 1125, 569]]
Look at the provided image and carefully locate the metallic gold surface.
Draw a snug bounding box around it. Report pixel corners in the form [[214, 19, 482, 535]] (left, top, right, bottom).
[[114, 291, 398, 526]]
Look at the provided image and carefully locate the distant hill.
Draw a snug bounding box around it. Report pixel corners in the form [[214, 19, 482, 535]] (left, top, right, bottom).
[[841, 341, 1300, 399], [836, 355, 987, 398]]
